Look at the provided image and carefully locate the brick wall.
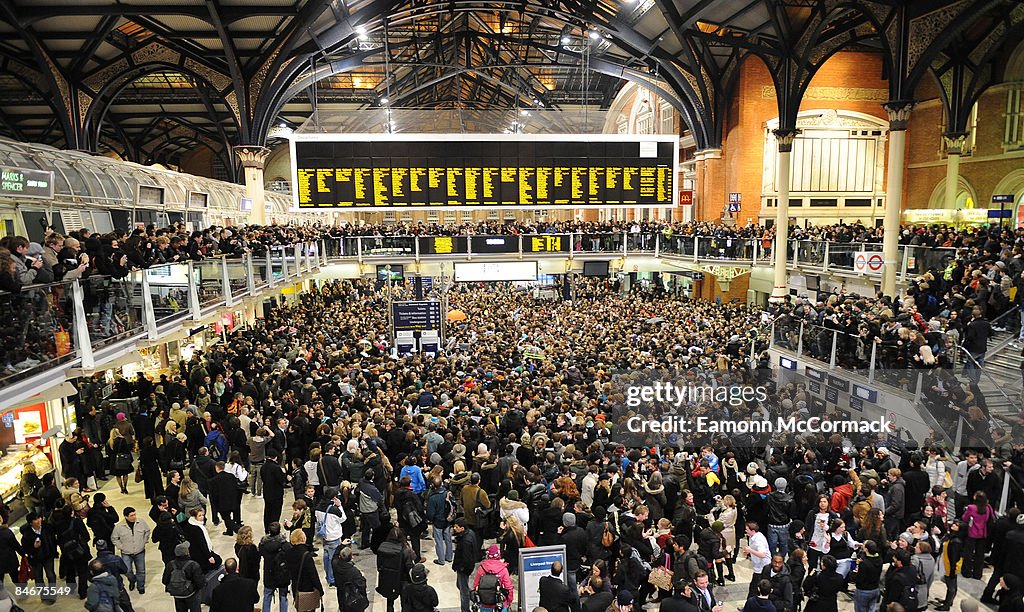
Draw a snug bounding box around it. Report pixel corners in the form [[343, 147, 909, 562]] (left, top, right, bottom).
[[905, 84, 1024, 209], [715, 51, 889, 224]]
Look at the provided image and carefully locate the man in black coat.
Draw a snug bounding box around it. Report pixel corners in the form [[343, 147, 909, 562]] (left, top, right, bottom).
[[87, 493, 119, 544], [452, 519, 481, 612], [660, 583, 701, 612], [261, 451, 288, 533], [558, 512, 588, 608], [211, 557, 259, 612], [331, 547, 369, 612], [538, 561, 574, 612], [209, 462, 241, 536]]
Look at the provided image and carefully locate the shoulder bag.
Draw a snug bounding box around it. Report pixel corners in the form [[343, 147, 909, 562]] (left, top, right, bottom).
[[293, 552, 323, 612]]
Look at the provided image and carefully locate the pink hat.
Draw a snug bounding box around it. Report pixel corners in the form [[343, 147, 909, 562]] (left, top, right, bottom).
[[486, 544, 500, 559], [116, 412, 126, 421]]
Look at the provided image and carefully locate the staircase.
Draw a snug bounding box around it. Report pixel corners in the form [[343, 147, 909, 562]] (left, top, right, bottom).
[[966, 317, 1022, 422]]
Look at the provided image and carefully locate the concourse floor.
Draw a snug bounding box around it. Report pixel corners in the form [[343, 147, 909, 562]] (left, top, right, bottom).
[[30, 476, 997, 612]]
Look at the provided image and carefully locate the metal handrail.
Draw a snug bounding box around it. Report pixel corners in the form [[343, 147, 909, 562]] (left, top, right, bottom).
[[958, 342, 1020, 413]]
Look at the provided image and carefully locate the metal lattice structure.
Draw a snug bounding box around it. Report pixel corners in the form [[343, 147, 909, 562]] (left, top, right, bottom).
[[0, 0, 1022, 175]]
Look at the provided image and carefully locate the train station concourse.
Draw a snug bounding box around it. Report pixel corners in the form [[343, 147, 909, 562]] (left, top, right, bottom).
[[0, 2, 1023, 612]]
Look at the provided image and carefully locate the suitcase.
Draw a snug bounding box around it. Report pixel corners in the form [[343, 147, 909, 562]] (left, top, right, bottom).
[[201, 566, 226, 605]]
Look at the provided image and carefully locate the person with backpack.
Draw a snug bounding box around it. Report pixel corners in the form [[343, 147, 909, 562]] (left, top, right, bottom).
[[205, 423, 229, 462], [396, 474, 427, 562], [86, 559, 122, 612], [401, 563, 440, 612], [51, 500, 91, 599], [376, 527, 415, 612], [472, 545, 514, 612], [163, 542, 205, 612], [881, 549, 919, 612], [331, 547, 369, 612], [425, 477, 455, 566], [259, 522, 292, 612], [317, 494, 347, 586]]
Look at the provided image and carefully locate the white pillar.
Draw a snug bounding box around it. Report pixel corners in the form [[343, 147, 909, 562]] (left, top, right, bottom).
[[942, 134, 966, 209], [234, 145, 271, 225], [882, 102, 914, 297], [771, 130, 799, 302]]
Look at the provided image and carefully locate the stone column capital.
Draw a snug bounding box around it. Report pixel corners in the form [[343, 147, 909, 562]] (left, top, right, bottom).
[[233, 145, 271, 169], [943, 132, 968, 155], [883, 101, 915, 131], [773, 129, 800, 153], [697, 147, 722, 160]]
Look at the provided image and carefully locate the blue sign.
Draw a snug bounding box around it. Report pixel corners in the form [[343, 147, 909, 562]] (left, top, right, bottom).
[[987, 209, 1013, 218], [728, 201, 741, 213], [779, 356, 797, 370], [852, 384, 877, 403], [1, 413, 12, 428]]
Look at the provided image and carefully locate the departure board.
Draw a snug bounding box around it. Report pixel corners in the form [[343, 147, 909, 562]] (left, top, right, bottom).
[[291, 135, 678, 209]]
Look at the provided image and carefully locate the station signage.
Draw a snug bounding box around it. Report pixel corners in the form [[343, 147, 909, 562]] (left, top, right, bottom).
[[0, 166, 54, 199]]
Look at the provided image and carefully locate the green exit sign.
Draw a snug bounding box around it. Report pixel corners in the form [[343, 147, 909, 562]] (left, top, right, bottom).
[[0, 166, 54, 199]]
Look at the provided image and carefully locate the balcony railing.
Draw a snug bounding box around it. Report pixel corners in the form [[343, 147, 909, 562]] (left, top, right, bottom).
[[0, 241, 327, 392], [0, 234, 963, 395]]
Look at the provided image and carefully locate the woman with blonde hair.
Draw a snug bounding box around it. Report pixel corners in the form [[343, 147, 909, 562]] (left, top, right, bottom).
[[499, 514, 528, 573], [108, 428, 133, 494], [61, 477, 89, 517], [19, 461, 40, 515], [178, 476, 207, 517], [234, 525, 260, 583], [287, 529, 323, 612]]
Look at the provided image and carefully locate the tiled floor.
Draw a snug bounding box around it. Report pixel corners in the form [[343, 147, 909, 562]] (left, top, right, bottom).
[[30, 477, 996, 612]]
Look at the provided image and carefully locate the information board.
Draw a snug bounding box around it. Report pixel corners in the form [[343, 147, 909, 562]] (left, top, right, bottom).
[[392, 301, 442, 332], [290, 134, 678, 210], [519, 545, 566, 612], [0, 166, 54, 199]]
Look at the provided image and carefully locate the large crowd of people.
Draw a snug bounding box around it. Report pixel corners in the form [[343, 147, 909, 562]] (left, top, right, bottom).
[[3, 218, 1024, 612], [1, 273, 1020, 612]]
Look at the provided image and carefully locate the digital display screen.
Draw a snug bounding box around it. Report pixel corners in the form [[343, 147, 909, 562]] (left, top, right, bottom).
[[583, 261, 610, 277], [376, 264, 404, 281], [392, 301, 442, 331], [291, 136, 677, 209]]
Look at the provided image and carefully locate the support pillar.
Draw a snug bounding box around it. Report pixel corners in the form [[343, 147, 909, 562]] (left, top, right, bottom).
[[771, 130, 799, 302], [942, 133, 967, 209], [234, 145, 271, 225], [694, 148, 723, 222], [882, 102, 914, 297]]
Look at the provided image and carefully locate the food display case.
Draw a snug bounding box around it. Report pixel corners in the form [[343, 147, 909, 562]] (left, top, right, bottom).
[[0, 445, 53, 502]]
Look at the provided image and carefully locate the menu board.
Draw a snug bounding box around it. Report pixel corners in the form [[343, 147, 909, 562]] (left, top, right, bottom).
[[291, 136, 678, 209]]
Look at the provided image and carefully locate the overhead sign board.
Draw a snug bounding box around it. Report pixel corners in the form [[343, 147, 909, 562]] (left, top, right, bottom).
[[290, 133, 678, 210], [391, 301, 442, 332], [0, 166, 54, 200]]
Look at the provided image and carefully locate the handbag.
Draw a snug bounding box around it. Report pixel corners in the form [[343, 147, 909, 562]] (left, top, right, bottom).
[[113, 452, 133, 473], [17, 555, 32, 582], [293, 553, 323, 612], [134, 465, 143, 483], [648, 553, 674, 592]]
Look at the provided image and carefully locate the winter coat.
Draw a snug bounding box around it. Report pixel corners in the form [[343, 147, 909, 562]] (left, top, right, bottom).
[[111, 519, 150, 555], [499, 497, 530, 529], [375, 540, 414, 600], [400, 582, 439, 612], [473, 559, 515, 609], [85, 572, 121, 612]]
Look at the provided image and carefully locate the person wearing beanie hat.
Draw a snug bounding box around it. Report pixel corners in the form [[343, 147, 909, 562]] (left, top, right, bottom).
[[164, 541, 205, 605], [472, 543, 514, 611], [401, 563, 439, 612], [765, 477, 795, 558], [87, 491, 119, 544], [616, 589, 635, 611]]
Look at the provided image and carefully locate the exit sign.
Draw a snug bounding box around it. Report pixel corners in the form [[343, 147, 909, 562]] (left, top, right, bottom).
[[0, 166, 54, 199]]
